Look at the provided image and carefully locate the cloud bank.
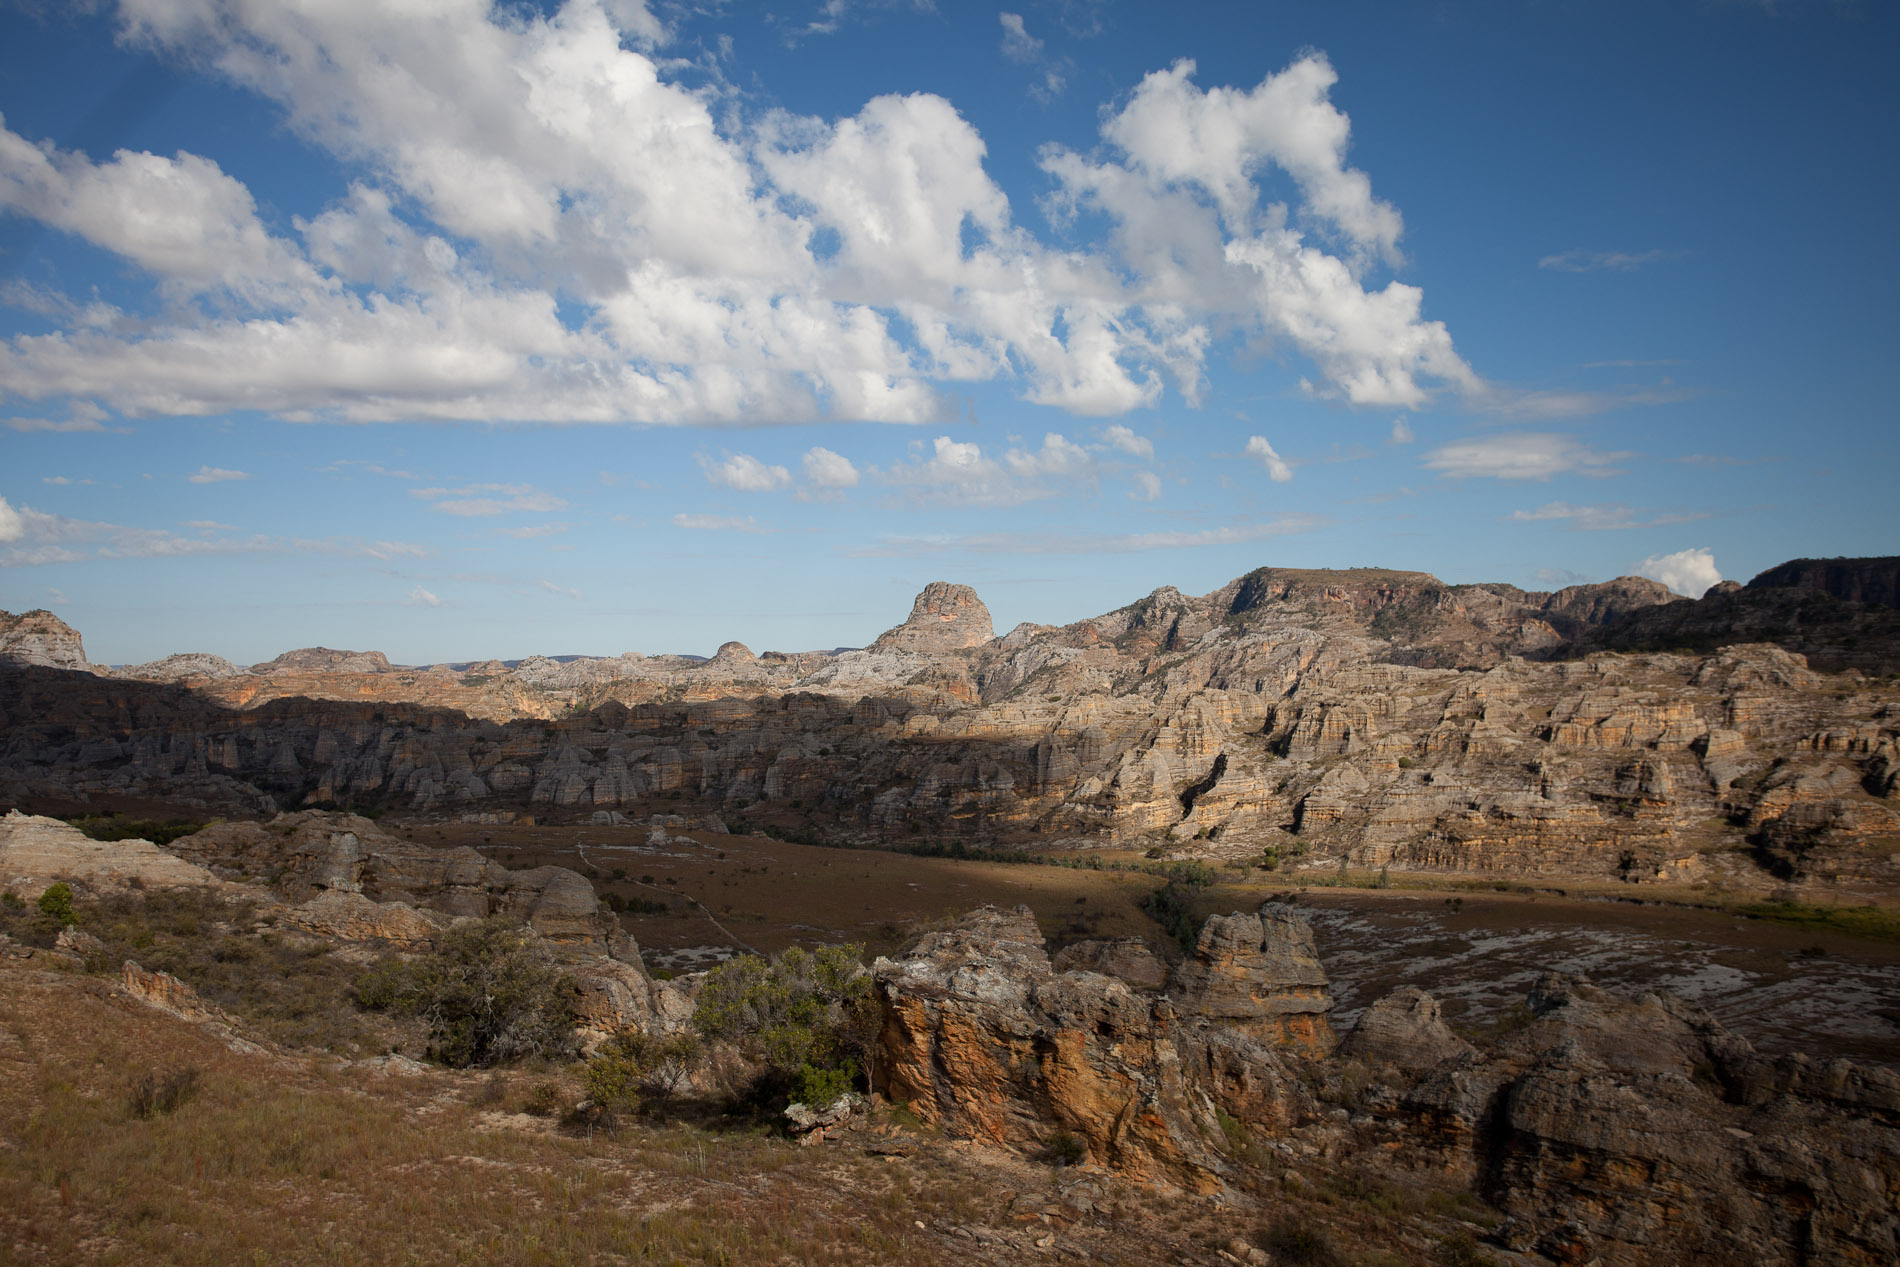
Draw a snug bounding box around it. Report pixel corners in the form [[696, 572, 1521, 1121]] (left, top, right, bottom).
[[0, 3, 1475, 427]]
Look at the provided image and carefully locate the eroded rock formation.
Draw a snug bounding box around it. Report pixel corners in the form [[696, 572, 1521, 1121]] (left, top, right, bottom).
[[876, 904, 1900, 1264], [874, 903, 1333, 1190], [169, 811, 616, 945], [3, 560, 1897, 899]]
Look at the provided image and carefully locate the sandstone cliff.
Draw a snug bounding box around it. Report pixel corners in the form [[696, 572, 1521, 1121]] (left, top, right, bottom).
[[0, 609, 88, 670], [4, 561, 1897, 896]]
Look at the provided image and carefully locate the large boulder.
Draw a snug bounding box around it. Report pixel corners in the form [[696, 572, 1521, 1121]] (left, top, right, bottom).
[[1339, 986, 1476, 1076]]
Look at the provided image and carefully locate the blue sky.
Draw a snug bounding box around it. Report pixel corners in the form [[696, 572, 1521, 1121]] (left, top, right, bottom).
[[1, 0, 1894, 665]]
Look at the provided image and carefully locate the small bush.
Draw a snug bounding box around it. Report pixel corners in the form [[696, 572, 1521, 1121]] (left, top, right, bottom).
[[358, 915, 579, 1068], [583, 1028, 701, 1113], [1045, 1129, 1087, 1166], [1432, 1230, 1499, 1267], [1, 891, 24, 912], [522, 1081, 565, 1117], [1259, 1216, 1345, 1267], [128, 1067, 201, 1119], [38, 882, 77, 927]]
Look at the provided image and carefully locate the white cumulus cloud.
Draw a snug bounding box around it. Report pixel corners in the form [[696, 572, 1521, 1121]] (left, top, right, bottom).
[[0, 10, 1475, 427], [0, 497, 22, 543], [1636, 547, 1722, 598], [1244, 435, 1293, 482], [407, 586, 442, 607], [802, 447, 859, 488], [1389, 417, 1414, 445], [703, 453, 792, 492]]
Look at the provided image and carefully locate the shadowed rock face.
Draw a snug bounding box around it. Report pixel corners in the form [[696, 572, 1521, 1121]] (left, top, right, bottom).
[[1750, 556, 1900, 608], [1407, 973, 1900, 1265], [169, 811, 615, 946], [870, 582, 994, 653]]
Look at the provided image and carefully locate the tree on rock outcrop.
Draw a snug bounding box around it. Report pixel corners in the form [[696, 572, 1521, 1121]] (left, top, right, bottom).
[[357, 915, 578, 1068]]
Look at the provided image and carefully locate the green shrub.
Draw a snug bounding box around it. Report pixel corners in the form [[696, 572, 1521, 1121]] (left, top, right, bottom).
[[1140, 872, 1213, 955], [1, 891, 24, 912], [692, 943, 873, 1103], [583, 1028, 701, 1113], [792, 1060, 857, 1108], [357, 916, 578, 1068], [38, 882, 77, 927]]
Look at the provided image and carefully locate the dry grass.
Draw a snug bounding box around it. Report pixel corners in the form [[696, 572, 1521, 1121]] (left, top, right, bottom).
[[0, 963, 986, 1266]]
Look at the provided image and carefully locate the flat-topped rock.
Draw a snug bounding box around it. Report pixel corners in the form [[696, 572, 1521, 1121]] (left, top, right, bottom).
[[0, 811, 220, 899], [250, 646, 394, 675], [1168, 904, 1334, 1053]]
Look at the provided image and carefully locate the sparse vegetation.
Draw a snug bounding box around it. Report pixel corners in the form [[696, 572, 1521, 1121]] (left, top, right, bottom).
[[1140, 861, 1216, 953], [1735, 900, 1900, 942], [583, 1028, 701, 1114], [1258, 1214, 1346, 1266]]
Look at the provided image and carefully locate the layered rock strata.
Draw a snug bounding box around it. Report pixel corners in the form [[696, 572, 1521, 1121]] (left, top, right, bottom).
[[873, 903, 1332, 1190]]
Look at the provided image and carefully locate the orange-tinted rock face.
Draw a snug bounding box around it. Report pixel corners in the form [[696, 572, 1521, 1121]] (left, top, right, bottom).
[[873, 904, 1332, 1190]]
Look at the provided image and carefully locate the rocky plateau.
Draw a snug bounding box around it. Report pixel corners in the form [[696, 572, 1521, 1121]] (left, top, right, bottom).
[[2, 556, 1896, 902]]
